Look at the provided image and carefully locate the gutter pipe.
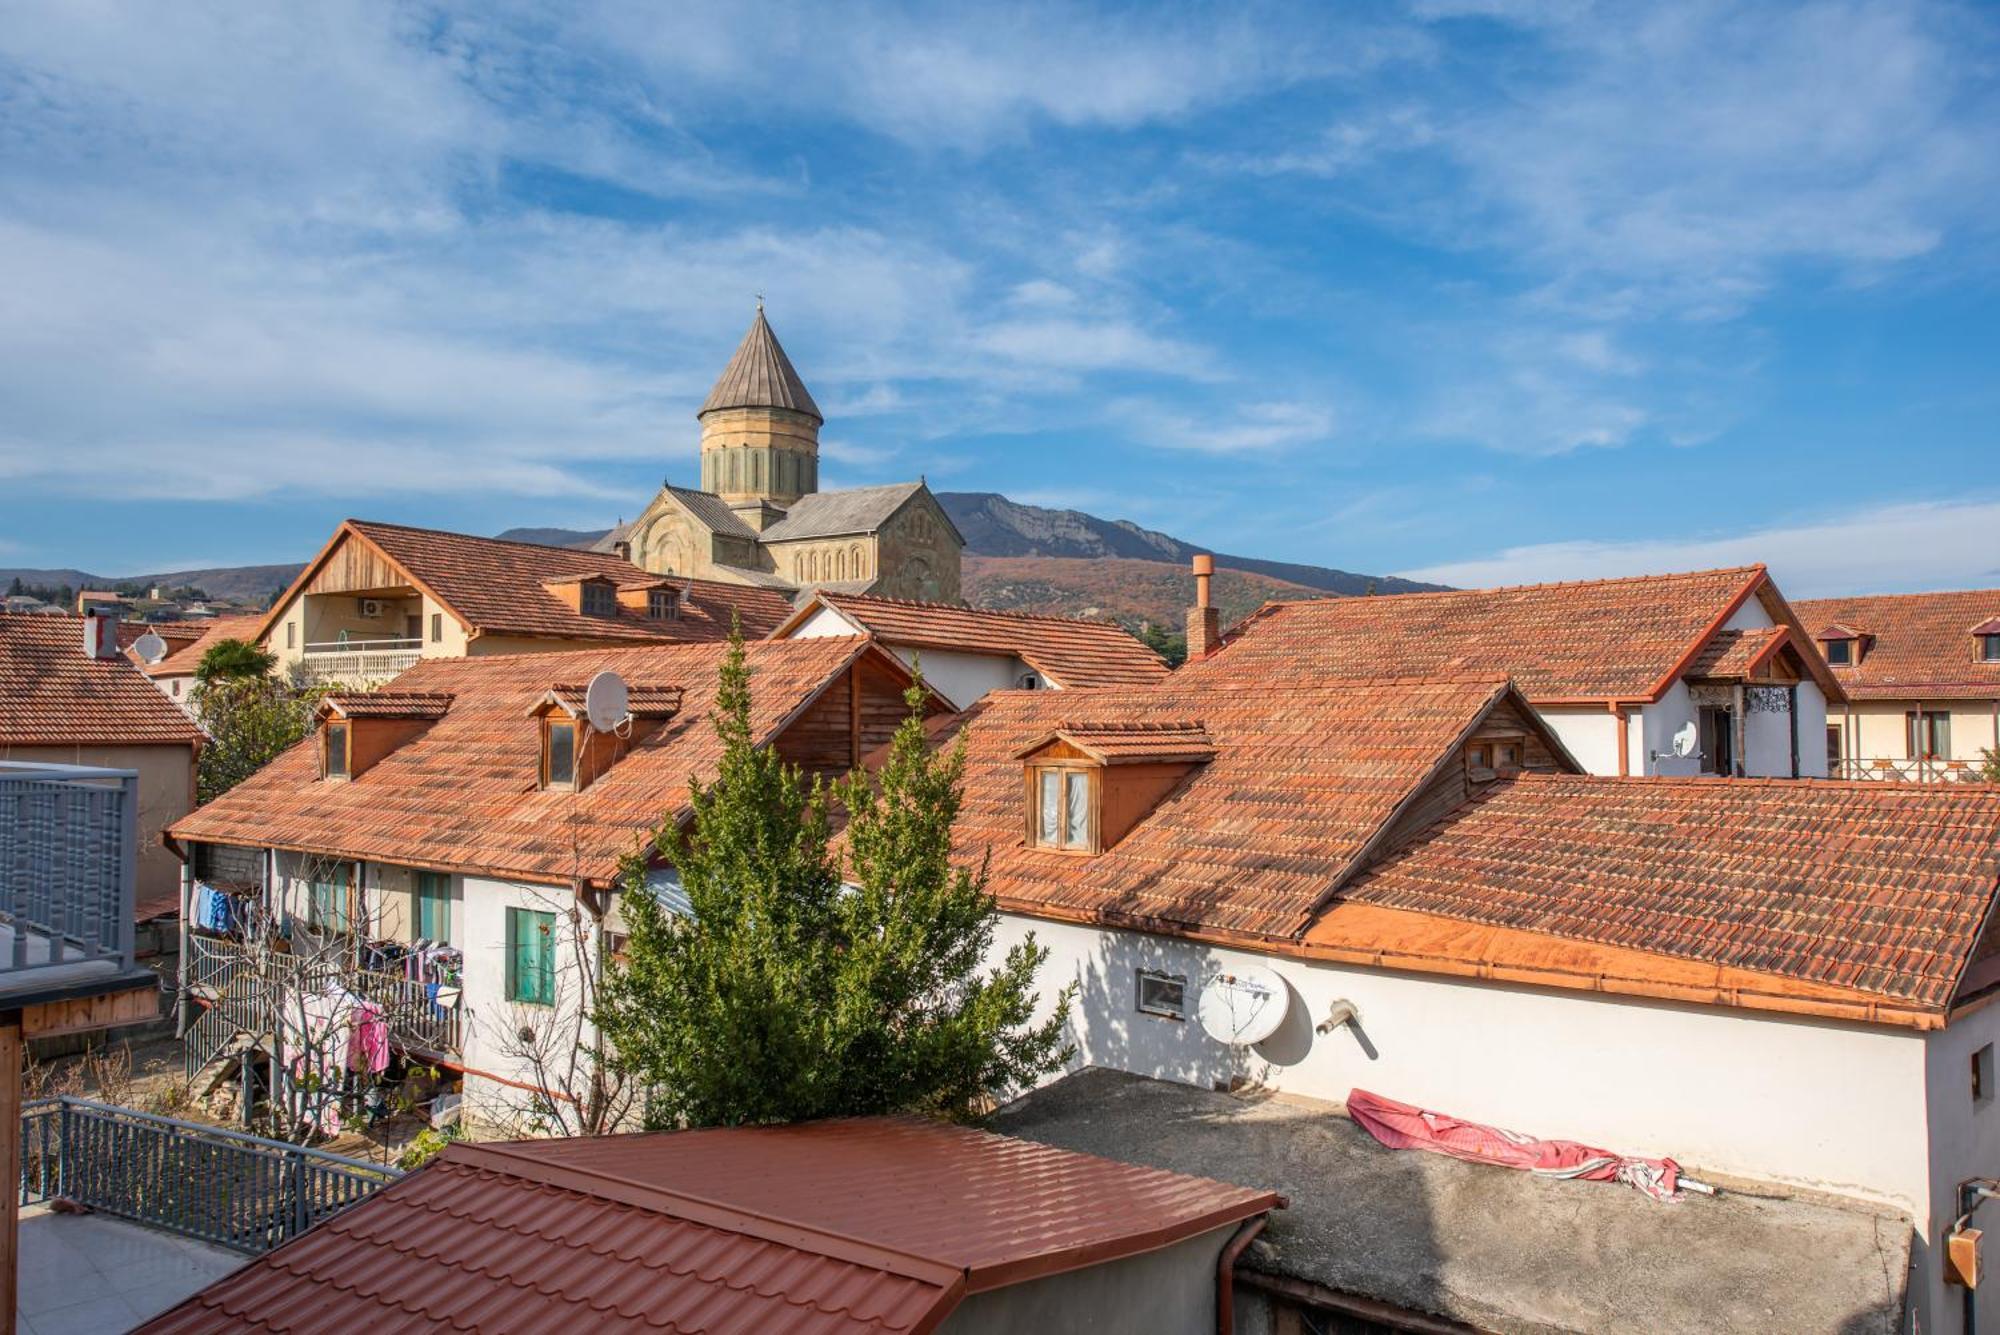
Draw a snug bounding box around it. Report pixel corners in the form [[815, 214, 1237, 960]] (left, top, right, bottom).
[[1216, 1215, 1268, 1335]]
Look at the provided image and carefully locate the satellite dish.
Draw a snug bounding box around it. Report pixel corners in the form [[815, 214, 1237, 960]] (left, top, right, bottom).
[[131, 631, 169, 664], [1671, 721, 1699, 758], [1197, 964, 1290, 1047], [583, 670, 629, 732]]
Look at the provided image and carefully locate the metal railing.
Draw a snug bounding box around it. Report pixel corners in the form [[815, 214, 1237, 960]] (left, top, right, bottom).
[[0, 762, 138, 975], [184, 934, 462, 1061], [19, 1097, 399, 1253], [1832, 756, 1992, 783]]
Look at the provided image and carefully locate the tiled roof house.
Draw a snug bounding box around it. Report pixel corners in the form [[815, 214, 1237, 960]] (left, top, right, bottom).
[[126, 613, 264, 710], [1796, 588, 2000, 781], [253, 518, 796, 687], [1183, 564, 1843, 779], [771, 589, 1172, 708]]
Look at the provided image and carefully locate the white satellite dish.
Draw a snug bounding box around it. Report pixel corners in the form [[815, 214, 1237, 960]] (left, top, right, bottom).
[[1197, 964, 1291, 1047], [1671, 721, 1699, 758], [131, 631, 169, 664], [583, 670, 629, 732]]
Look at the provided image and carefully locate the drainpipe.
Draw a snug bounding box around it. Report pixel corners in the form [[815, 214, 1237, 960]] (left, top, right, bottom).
[[1216, 1215, 1268, 1335], [1731, 683, 1747, 777], [176, 859, 193, 1038], [1610, 702, 1630, 777], [1788, 684, 1799, 779]]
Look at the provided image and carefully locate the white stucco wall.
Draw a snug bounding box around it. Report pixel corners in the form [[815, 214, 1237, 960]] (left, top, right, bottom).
[[1538, 710, 1621, 776], [1924, 1008, 2000, 1333], [786, 604, 1043, 708], [996, 914, 1936, 1218]]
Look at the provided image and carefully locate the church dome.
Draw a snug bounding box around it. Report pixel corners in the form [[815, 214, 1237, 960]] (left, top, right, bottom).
[[699, 306, 823, 424]]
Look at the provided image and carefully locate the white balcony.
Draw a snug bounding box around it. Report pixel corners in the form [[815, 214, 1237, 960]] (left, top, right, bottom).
[[1831, 756, 1991, 783], [298, 637, 422, 686]]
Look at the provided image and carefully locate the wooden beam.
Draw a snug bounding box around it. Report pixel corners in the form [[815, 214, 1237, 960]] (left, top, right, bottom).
[[849, 666, 863, 771], [20, 981, 161, 1040]]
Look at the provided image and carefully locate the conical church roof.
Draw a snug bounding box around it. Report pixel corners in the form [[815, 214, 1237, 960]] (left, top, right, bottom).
[[699, 306, 823, 423]]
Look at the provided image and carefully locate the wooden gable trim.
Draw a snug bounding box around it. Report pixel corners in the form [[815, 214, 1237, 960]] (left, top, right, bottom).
[[764, 590, 858, 642], [1751, 582, 1849, 703], [250, 521, 474, 648], [1642, 565, 1768, 705]]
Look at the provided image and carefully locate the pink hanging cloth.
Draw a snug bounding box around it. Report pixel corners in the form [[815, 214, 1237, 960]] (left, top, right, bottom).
[[347, 1000, 390, 1075], [1346, 1088, 1686, 1202]]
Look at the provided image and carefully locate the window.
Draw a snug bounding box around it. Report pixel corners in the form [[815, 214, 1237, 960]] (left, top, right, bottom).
[[1493, 740, 1523, 769], [323, 722, 350, 780], [581, 582, 616, 617], [286, 621, 296, 650], [507, 908, 555, 1005], [1825, 724, 1843, 772], [1982, 634, 2000, 663], [1697, 707, 1735, 776], [545, 720, 577, 788], [1030, 766, 1093, 851], [1823, 638, 1852, 666], [1907, 710, 1951, 760], [648, 589, 679, 620], [1136, 969, 1186, 1020], [415, 871, 451, 943], [1976, 1044, 1994, 1107], [1466, 743, 1492, 770], [430, 611, 443, 643], [309, 871, 349, 933]]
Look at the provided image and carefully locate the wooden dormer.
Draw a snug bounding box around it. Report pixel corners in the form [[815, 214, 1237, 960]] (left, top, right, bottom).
[[542, 574, 621, 618], [1816, 623, 1871, 668], [526, 683, 685, 791], [617, 579, 682, 621], [1014, 721, 1214, 855], [316, 692, 454, 781]]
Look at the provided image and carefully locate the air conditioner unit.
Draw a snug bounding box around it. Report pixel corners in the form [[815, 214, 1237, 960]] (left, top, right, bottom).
[[358, 598, 385, 618]]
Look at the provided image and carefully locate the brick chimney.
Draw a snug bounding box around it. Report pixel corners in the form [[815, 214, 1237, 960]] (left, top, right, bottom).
[[1186, 554, 1220, 660], [82, 607, 122, 659]]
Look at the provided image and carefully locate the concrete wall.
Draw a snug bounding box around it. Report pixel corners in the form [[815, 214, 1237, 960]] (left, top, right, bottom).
[[3, 741, 194, 911], [995, 913, 1936, 1217], [942, 1229, 1236, 1335], [1923, 1008, 2000, 1333], [1539, 709, 1621, 776]]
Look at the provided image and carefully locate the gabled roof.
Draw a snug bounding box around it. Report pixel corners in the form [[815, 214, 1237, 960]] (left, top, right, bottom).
[[319, 691, 454, 722], [1684, 625, 1791, 679], [776, 590, 1171, 690], [1796, 589, 2000, 700], [946, 674, 1564, 940], [128, 614, 263, 679], [1186, 565, 1839, 704], [762, 481, 953, 544], [0, 614, 203, 748], [533, 683, 685, 720], [137, 1117, 1276, 1335], [1017, 720, 1215, 765], [170, 637, 899, 886], [1340, 774, 2000, 1015], [699, 306, 823, 422], [254, 520, 794, 649], [656, 483, 760, 539]]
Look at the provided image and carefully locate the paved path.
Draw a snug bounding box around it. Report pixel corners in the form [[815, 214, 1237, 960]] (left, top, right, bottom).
[[16, 1206, 246, 1334]]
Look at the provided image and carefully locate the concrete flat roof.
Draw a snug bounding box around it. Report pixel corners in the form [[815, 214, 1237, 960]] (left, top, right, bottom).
[[989, 1068, 1907, 1335]]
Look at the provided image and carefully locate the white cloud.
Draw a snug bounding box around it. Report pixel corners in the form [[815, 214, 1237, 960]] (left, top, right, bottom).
[[1119, 398, 1335, 455], [975, 318, 1211, 378], [1400, 497, 2000, 597]]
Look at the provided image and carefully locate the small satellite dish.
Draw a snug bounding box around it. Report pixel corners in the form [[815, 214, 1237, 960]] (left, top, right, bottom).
[[1671, 721, 1699, 758], [131, 631, 169, 664], [1197, 964, 1290, 1047], [584, 670, 629, 732]]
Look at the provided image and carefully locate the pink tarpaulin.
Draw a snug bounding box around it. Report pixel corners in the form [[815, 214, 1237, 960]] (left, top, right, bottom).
[[1346, 1088, 1684, 1202]]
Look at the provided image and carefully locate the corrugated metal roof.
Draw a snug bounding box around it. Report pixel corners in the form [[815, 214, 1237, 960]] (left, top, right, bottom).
[[135, 1117, 1278, 1335], [700, 307, 823, 422]]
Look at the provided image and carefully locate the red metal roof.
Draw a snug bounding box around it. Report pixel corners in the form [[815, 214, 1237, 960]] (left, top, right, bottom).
[[136, 1117, 1278, 1335]]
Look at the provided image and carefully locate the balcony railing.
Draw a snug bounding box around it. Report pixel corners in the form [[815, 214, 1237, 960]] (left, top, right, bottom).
[[298, 637, 423, 685], [1831, 757, 1993, 783], [185, 933, 462, 1059], [0, 761, 137, 982]]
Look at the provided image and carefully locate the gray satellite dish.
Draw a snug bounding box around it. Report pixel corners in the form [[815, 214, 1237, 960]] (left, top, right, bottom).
[[584, 670, 629, 732], [132, 631, 169, 664], [1671, 721, 1699, 758]]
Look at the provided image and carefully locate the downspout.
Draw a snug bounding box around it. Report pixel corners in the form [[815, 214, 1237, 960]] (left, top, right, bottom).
[[1216, 1215, 1268, 1335], [1788, 684, 1799, 778], [176, 857, 193, 1037], [1610, 702, 1630, 777], [1731, 682, 1747, 777]]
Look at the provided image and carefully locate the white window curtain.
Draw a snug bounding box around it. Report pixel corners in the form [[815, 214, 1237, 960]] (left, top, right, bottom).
[[1064, 772, 1090, 846], [1038, 770, 1061, 844]]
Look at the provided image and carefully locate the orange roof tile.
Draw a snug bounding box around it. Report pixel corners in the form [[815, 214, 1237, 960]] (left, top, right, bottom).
[[947, 675, 1537, 940], [1796, 589, 2000, 701], [256, 520, 795, 651], [1340, 774, 2000, 1011], [320, 691, 455, 721], [1019, 720, 1216, 764], [1685, 625, 1791, 679], [129, 614, 265, 678], [0, 613, 203, 748], [1184, 566, 1788, 703], [783, 591, 1170, 690], [169, 638, 882, 886], [137, 1117, 1276, 1335]]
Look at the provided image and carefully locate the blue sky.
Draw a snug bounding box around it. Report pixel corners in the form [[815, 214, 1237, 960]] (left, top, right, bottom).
[[2, 1, 1998, 596]]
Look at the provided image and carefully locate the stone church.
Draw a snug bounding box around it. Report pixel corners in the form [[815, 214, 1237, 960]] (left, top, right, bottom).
[[596, 307, 963, 602]]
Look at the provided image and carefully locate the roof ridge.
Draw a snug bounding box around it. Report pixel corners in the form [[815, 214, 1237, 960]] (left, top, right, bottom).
[[1268, 564, 1768, 609], [1511, 771, 2000, 798], [348, 517, 650, 565], [1797, 587, 2000, 606], [826, 590, 1132, 630]]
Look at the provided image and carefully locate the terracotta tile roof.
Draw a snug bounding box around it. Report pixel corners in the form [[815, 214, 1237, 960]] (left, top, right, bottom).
[[0, 613, 203, 748], [791, 591, 1171, 689], [257, 520, 794, 651], [1341, 774, 2000, 1011], [1019, 720, 1216, 764], [1796, 589, 2000, 700], [1185, 566, 1785, 703], [946, 675, 1531, 940], [169, 637, 877, 886], [138, 1117, 1277, 1335], [538, 683, 685, 719], [129, 614, 264, 679], [1685, 625, 1791, 679], [321, 691, 455, 721]]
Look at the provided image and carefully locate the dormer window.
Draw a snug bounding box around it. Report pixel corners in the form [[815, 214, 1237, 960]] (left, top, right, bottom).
[[582, 582, 617, 617], [1973, 619, 2000, 662], [323, 722, 350, 780], [1825, 638, 1852, 666], [1818, 625, 1867, 667], [544, 719, 577, 789], [649, 588, 680, 620], [1017, 721, 1214, 856]]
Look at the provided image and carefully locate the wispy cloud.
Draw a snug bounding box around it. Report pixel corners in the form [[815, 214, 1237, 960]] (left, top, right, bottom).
[[1117, 398, 1336, 455], [1401, 497, 2000, 597]]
